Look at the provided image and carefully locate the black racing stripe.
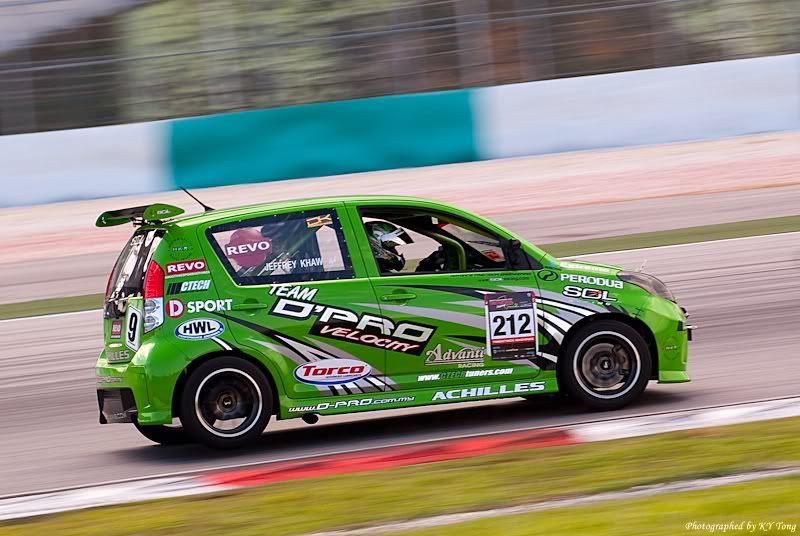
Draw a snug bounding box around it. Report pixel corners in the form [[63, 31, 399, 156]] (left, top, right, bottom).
[[212, 312, 312, 363], [538, 297, 596, 315], [449, 334, 486, 344], [339, 384, 353, 395], [328, 386, 338, 396]]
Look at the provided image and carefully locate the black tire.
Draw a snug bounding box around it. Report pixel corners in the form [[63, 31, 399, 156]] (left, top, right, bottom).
[[133, 420, 190, 446], [180, 356, 272, 449], [558, 320, 652, 411]]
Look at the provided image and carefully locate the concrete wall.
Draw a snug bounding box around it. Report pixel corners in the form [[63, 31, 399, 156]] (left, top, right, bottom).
[[1, 54, 798, 207]]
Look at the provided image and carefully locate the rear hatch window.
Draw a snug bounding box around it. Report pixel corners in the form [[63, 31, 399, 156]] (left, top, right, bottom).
[[105, 229, 163, 318]]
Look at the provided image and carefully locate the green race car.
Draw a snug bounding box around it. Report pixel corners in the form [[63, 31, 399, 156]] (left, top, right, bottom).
[[96, 196, 691, 448]]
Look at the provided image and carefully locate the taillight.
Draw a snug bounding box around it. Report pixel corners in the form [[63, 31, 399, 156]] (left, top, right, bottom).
[[143, 261, 164, 333]]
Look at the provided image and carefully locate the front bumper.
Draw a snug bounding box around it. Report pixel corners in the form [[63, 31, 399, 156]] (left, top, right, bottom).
[[637, 297, 691, 383]]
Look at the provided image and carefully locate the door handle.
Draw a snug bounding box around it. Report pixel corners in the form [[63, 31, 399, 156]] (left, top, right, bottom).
[[232, 303, 270, 311], [380, 293, 417, 302]]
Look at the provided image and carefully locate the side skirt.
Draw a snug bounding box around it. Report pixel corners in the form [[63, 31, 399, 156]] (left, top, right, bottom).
[[277, 375, 559, 419]]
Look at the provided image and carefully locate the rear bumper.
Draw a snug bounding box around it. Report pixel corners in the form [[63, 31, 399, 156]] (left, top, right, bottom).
[[97, 388, 137, 423], [96, 352, 173, 425]]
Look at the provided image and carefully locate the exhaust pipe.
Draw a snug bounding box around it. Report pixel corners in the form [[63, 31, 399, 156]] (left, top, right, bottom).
[[302, 413, 319, 425]]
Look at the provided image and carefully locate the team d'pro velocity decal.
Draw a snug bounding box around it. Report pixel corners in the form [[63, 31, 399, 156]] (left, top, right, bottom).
[[484, 291, 538, 360]]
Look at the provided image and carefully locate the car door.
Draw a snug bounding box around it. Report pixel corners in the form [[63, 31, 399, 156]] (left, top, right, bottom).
[[200, 204, 391, 399], [348, 202, 552, 391]]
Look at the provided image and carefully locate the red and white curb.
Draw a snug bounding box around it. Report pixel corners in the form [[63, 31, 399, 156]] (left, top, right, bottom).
[[2, 396, 799, 521]]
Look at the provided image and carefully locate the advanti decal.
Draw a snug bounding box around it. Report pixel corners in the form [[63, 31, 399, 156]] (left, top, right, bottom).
[[175, 318, 224, 340], [432, 381, 545, 401], [294, 359, 372, 386], [425, 344, 485, 367], [165, 259, 207, 277]]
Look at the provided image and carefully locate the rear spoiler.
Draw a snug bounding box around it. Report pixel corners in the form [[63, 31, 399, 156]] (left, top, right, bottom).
[[95, 203, 185, 227]]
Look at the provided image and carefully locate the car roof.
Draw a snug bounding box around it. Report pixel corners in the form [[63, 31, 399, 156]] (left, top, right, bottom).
[[168, 195, 451, 228]]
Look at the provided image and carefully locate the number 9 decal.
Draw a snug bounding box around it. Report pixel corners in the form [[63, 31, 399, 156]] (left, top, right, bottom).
[[125, 305, 142, 352]]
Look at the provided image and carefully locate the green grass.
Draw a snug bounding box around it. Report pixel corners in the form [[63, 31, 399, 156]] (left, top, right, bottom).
[[2, 215, 798, 321], [0, 294, 103, 321], [402, 476, 800, 536], [2, 417, 800, 536]]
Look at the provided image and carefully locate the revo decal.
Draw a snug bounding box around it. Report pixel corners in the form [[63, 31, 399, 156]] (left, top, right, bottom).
[[293, 359, 372, 386], [165, 259, 207, 277]]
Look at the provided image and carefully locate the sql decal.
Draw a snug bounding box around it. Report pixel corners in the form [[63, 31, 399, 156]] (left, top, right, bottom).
[[432, 381, 546, 401], [563, 286, 617, 302], [271, 298, 435, 355], [294, 359, 372, 386]]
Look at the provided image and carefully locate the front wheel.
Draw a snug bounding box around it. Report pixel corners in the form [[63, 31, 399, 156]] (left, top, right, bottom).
[[559, 320, 652, 411], [180, 356, 273, 449]]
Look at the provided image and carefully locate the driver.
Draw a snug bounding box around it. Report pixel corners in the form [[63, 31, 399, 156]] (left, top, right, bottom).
[[365, 220, 413, 273]]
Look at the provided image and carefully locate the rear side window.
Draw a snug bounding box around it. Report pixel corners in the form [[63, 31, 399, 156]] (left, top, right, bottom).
[[105, 229, 162, 316], [207, 209, 353, 285]]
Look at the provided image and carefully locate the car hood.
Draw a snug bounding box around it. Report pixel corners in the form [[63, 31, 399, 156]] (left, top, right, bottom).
[[557, 259, 622, 275]]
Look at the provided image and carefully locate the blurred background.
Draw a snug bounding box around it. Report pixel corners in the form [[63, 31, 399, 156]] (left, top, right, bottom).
[[1, 0, 798, 134]]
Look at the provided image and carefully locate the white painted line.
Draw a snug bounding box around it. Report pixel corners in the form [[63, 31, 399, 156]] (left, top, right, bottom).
[[571, 230, 800, 259], [0, 308, 101, 324], [303, 467, 800, 536]]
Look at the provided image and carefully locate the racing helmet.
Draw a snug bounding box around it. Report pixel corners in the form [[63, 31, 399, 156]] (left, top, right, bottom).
[[365, 220, 413, 272]]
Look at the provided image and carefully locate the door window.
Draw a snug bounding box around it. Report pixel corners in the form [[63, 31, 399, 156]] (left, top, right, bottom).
[[207, 209, 353, 285], [360, 208, 509, 275]]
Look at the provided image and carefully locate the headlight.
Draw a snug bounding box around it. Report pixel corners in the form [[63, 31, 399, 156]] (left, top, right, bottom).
[[618, 271, 675, 302]]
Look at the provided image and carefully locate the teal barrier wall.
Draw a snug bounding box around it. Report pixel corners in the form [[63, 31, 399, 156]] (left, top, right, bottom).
[[170, 89, 477, 189]]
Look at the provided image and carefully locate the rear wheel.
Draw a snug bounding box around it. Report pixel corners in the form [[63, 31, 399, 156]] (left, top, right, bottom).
[[133, 420, 189, 446], [559, 320, 651, 411], [180, 356, 272, 449]]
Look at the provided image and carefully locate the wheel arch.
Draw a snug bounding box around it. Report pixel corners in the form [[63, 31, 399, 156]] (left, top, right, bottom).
[[558, 313, 658, 381], [171, 349, 281, 419]]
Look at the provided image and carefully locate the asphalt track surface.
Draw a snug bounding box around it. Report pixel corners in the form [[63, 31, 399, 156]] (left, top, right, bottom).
[[1, 231, 798, 497]]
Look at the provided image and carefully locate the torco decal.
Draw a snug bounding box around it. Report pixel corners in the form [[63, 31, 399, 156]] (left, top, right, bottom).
[[271, 298, 435, 355], [165, 259, 207, 277], [175, 318, 224, 340], [294, 359, 372, 386]]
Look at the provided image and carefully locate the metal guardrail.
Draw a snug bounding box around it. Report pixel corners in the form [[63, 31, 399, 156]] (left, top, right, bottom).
[[0, 0, 797, 134]]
